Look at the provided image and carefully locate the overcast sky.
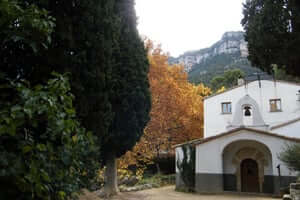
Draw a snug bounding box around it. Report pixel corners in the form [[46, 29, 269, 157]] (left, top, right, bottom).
[[135, 0, 246, 57]]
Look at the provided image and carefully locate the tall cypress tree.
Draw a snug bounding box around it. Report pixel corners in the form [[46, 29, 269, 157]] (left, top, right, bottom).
[[241, 0, 300, 76], [102, 0, 151, 195], [43, 0, 118, 140]]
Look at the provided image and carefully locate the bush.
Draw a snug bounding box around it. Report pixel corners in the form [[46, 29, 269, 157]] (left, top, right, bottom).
[[0, 73, 99, 200], [144, 155, 175, 175], [279, 144, 300, 172], [176, 144, 195, 191]]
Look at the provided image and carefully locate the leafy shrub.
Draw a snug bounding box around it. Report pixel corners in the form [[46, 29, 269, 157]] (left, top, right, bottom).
[[279, 144, 300, 172], [0, 73, 99, 200]]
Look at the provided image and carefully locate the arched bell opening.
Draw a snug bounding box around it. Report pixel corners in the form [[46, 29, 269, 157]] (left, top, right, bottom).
[[242, 104, 253, 126], [244, 106, 252, 116], [228, 95, 268, 131]]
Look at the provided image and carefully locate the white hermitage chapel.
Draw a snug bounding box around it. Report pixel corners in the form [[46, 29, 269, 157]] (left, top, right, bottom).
[[175, 79, 300, 194]]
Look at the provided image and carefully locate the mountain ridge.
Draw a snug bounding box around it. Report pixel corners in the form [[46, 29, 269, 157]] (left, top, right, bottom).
[[169, 31, 262, 85]]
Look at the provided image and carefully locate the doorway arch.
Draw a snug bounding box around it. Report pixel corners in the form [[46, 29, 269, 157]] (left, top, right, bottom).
[[222, 140, 273, 193]]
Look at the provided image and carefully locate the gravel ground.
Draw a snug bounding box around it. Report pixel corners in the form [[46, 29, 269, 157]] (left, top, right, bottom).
[[80, 186, 279, 200]]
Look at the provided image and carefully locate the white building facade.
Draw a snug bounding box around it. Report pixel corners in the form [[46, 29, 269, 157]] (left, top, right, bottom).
[[176, 80, 300, 194]]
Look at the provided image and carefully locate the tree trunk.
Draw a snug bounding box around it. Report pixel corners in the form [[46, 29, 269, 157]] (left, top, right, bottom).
[[156, 146, 161, 174], [104, 152, 119, 196], [156, 162, 161, 174]]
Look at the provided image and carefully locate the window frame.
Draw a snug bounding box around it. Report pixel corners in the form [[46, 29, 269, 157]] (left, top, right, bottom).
[[269, 98, 282, 112], [221, 102, 232, 114]]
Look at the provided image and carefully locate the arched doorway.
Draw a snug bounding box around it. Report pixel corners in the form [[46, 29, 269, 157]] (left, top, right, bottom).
[[222, 140, 273, 193], [241, 159, 259, 192]]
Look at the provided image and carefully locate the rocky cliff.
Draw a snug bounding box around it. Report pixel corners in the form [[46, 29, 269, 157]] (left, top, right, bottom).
[[169, 31, 261, 84], [170, 31, 248, 72]]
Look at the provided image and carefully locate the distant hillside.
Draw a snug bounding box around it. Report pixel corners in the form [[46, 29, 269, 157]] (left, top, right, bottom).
[[169, 31, 262, 85]]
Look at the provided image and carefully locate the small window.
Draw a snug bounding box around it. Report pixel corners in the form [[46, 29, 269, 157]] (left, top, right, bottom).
[[270, 99, 282, 112], [221, 102, 232, 114]]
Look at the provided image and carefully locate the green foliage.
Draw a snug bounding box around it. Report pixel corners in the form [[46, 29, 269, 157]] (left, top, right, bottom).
[[57, 0, 119, 155], [273, 65, 300, 83], [0, 0, 117, 143], [1, 0, 150, 194], [0, 73, 99, 200], [188, 53, 260, 85], [279, 144, 300, 172], [1, 0, 150, 163], [176, 145, 195, 191], [1, 1, 102, 199], [210, 76, 226, 92], [0, 0, 55, 50], [2, 0, 150, 160], [210, 69, 245, 92], [242, 0, 300, 76], [0, 0, 55, 81], [101, 0, 151, 160]]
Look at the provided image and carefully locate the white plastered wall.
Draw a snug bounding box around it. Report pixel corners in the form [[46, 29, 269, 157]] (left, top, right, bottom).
[[204, 80, 300, 138], [196, 130, 298, 177], [271, 121, 300, 138]]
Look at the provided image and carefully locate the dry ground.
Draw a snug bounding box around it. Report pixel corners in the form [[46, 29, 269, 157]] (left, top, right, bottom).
[[79, 186, 279, 200]]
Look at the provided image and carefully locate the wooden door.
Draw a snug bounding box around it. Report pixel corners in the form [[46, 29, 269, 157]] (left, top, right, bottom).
[[241, 159, 259, 193]]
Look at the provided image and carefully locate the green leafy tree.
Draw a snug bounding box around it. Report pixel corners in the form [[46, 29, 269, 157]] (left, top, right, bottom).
[[241, 0, 300, 76], [1, 0, 150, 196], [210, 76, 226, 92], [0, 73, 98, 200], [0, 1, 103, 199], [210, 69, 244, 92], [273, 65, 300, 82], [279, 144, 300, 172], [223, 69, 245, 87], [0, 0, 55, 80], [1, 0, 117, 137]]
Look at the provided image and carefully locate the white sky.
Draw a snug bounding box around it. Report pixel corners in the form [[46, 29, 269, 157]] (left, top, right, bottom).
[[135, 0, 246, 57]]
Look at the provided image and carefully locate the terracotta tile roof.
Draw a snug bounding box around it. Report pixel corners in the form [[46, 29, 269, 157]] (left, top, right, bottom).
[[173, 127, 300, 148], [204, 80, 300, 100], [270, 117, 300, 130]]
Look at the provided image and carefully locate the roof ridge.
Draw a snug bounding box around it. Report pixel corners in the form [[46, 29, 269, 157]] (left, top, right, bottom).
[[204, 79, 300, 100], [270, 117, 300, 130], [173, 127, 300, 148]]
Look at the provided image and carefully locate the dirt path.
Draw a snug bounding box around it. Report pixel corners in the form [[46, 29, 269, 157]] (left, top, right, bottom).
[[80, 186, 278, 200]]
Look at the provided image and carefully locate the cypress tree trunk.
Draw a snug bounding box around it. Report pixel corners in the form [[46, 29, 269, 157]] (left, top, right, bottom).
[[104, 152, 119, 196]]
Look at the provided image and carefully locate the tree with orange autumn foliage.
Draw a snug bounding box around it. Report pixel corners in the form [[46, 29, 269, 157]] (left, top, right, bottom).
[[118, 41, 211, 175]]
